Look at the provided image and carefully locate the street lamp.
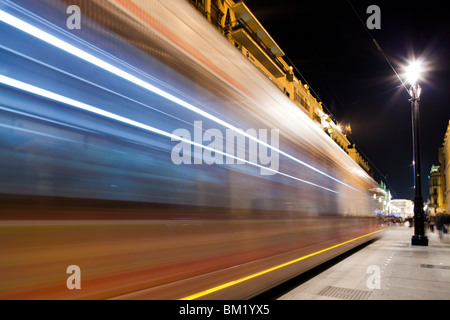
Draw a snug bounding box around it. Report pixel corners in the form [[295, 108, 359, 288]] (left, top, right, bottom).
[[406, 60, 428, 246]]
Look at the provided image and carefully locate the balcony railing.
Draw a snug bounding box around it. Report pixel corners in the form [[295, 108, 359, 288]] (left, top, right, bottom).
[[232, 18, 287, 74]]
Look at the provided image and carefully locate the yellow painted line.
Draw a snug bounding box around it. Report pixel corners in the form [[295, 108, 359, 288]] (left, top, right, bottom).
[[180, 228, 386, 300]]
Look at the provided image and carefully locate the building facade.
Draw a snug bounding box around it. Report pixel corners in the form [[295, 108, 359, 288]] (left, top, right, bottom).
[[391, 199, 414, 219], [443, 119, 450, 212], [428, 162, 445, 214], [187, 0, 374, 177], [428, 119, 450, 214]]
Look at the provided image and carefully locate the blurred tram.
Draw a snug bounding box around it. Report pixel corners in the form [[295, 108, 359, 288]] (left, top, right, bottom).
[[0, 0, 383, 299]]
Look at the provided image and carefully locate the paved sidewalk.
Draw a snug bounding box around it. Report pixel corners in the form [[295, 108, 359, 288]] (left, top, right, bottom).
[[279, 226, 450, 300]]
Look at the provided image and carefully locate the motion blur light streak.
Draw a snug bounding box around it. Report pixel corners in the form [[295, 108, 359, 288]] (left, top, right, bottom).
[[180, 228, 386, 300], [0, 0, 383, 299], [0, 8, 361, 194], [0, 43, 195, 129], [0, 74, 339, 193], [0, 104, 98, 134], [0, 122, 75, 142]]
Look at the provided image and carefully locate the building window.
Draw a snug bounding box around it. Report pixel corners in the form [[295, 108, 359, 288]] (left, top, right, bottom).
[[294, 89, 309, 112], [189, 0, 206, 15], [313, 113, 321, 123], [211, 1, 224, 28]]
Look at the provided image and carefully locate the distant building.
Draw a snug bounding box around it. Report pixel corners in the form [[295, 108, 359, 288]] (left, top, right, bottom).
[[428, 119, 449, 214], [391, 199, 414, 219], [428, 163, 445, 215], [187, 0, 374, 178], [443, 119, 450, 212], [370, 180, 391, 214]]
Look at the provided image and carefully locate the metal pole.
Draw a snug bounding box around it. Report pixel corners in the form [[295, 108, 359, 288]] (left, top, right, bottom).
[[410, 83, 428, 246]]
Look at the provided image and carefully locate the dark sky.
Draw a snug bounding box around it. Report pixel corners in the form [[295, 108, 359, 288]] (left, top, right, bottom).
[[242, 0, 450, 200]]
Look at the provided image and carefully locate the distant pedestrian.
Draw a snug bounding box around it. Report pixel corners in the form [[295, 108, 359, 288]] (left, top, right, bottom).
[[436, 215, 444, 239], [429, 216, 435, 233]]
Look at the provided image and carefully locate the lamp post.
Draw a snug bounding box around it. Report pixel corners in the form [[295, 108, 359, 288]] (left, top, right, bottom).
[[406, 61, 428, 246]]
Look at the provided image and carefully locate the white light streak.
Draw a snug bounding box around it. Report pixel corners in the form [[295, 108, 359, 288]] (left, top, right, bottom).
[[0, 74, 338, 193], [0, 9, 360, 194]]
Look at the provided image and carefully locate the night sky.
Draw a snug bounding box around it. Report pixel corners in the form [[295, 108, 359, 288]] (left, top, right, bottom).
[[242, 0, 450, 201]]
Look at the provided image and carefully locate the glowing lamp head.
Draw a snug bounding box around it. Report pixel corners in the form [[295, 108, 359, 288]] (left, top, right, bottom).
[[406, 61, 422, 85]]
